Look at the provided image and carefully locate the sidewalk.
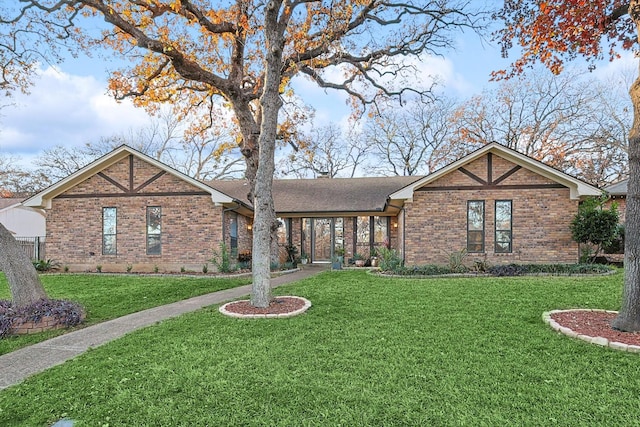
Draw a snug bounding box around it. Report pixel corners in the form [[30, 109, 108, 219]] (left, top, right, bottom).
[[0, 264, 328, 391]]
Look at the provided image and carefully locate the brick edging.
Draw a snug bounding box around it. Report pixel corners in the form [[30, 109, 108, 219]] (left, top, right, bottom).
[[542, 309, 640, 353]]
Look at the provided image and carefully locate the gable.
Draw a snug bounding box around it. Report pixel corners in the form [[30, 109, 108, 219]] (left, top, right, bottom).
[[62, 155, 206, 197], [391, 143, 601, 200], [23, 145, 234, 209], [422, 154, 557, 190]]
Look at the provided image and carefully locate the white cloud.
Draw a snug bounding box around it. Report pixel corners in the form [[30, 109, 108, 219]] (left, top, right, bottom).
[[0, 66, 151, 157]]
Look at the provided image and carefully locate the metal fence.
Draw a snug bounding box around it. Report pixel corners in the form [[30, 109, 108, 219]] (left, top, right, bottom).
[[14, 237, 45, 261]]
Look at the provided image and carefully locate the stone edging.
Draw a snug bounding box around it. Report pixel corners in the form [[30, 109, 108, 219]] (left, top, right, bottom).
[[542, 309, 640, 353], [219, 296, 312, 319]]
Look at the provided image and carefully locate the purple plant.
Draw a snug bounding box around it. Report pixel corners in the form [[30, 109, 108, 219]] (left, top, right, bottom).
[[0, 299, 85, 338]]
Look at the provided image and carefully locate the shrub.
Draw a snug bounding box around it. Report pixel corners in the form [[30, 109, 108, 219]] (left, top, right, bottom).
[[377, 247, 403, 272], [487, 264, 527, 277], [447, 249, 469, 273], [0, 299, 85, 338], [238, 250, 252, 263], [32, 259, 61, 272], [210, 242, 235, 273], [487, 263, 613, 276], [571, 196, 619, 261], [383, 262, 613, 277]]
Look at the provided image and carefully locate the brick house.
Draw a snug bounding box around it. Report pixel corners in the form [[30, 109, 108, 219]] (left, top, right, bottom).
[[23, 143, 601, 272], [605, 179, 627, 223]]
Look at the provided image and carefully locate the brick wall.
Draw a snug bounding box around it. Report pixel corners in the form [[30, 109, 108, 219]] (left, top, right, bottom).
[[46, 156, 224, 273], [404, 154, 580, 266]]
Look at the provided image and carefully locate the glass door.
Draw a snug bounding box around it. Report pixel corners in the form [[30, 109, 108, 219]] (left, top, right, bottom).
[[313, 218, 332, 262]]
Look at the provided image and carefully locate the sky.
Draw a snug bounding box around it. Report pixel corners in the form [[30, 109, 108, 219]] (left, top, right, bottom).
[[0, 16, 635, 169]]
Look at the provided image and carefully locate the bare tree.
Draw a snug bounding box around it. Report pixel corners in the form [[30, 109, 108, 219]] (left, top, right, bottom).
[[451, 68, 630, 185], [278, 123, 369, 178], [35, 110, 245, 183], [364, 97, 460, 176]]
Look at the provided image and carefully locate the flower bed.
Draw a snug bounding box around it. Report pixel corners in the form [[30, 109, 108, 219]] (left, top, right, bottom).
[[0, 299, 85, 338]]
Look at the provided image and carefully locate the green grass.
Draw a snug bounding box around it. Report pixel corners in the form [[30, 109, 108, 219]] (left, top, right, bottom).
[[1, 270, 638, 426], [0, 273, 251, 355]]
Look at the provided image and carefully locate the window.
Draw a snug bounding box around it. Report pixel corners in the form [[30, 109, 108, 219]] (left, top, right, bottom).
[[102, 207, 117, 255], [146, 206, 162, 255], [229, 213, 238, 259], [356, 216, 370, 254], [373, 216, 389, 248], [467, 201, 485, 253], [495, 200, 513, 253]]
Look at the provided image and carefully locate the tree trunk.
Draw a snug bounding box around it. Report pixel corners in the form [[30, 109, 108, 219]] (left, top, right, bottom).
[[0, 222, 48, 308], [613, 1, 640, 331], [250, 0, 285, 308]]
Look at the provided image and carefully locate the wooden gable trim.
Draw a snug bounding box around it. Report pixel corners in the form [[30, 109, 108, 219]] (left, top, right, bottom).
[[135, 170, 167, 193], [493, 165, 522, 185], [417, 183, 566, 192], [97, 172, 129, 193], [458, 167, 487, 185], [64, 154, 197, 199], [419, 153, 565, 193]]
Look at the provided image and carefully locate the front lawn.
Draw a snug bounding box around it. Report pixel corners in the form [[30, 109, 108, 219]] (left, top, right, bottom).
[[1, 270, 638, 426], [0, 273, 252, 355]]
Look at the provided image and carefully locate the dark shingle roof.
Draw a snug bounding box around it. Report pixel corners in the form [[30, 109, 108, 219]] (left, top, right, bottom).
[[209, 176, 424, 214], [0, 198, 22, 210], [605, 179, 628, 196]]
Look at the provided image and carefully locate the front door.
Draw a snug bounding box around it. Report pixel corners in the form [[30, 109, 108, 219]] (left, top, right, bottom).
[[313, 218, 332, 262]]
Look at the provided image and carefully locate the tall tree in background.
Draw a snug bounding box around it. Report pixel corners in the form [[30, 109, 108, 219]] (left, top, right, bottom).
[[8, 0, 483, 307], [35, 110, 245, 184], [364, 98, 459, 176], [496, 0, 640, 331], [452, 68, 630, 186], [278, 123, 369, 178]]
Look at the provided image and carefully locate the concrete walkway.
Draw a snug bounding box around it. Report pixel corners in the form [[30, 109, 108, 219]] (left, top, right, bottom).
[[0, 264, 328, 391]]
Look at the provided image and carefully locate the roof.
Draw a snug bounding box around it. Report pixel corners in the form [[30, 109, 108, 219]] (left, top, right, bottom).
[[605, 179, 627, 196], [0, 198, 22, 211], [210, 176, 424, 216], [390, 142, 602, 201], [23, 145, 235, 209]]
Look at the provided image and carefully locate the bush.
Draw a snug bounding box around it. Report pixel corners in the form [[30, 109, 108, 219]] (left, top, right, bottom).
[[571, 197, 619, 260], [383, 262, 614, 277], [487, 264, 527, 276], [210, 242, 235, 273], [447, 249, 469, 273], [377, 247, 403, 272], [32, 259, 61, 272], [0, 299, 85, 338]]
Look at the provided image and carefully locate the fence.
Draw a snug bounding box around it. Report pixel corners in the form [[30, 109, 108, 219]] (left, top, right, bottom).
[[14, 237, 46, 261]]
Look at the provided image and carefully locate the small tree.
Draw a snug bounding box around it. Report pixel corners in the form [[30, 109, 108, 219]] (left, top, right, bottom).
[[570, 197, 620, 262]]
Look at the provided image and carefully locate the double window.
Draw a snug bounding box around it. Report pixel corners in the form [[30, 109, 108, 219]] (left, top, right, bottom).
[[147, 206, 162, 255], [102, 207, 117, 255], [466, 200, 513, 254]]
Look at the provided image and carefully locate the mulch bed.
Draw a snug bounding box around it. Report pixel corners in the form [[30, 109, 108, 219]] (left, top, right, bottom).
[[222, 296, 307, 315], [551, 310, 640, 346]]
